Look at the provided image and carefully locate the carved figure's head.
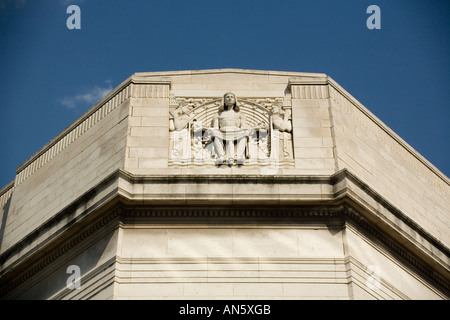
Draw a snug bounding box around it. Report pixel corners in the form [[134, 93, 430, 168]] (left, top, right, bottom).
[[271, 102, 283, 115], [219, 92, 240, 112], [178, 101, 189, 115]]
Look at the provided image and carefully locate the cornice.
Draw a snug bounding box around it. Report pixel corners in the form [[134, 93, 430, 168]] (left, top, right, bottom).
[[0, 208, 121, 298], [2, 168, 447, 276], [0, 180, 14, 199], [133, 68, 327, 79], [1, 202, 448, 299], [117, 169, 332, 185], [332, 169, 448, 256], [0, 169, 122, 272], [343, 206, 449, 296]]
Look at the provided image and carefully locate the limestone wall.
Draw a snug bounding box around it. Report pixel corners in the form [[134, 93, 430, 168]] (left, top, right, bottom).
[[124, 70, 335, 176], [114, 221, 444, 299], [344, 225, 443, 299], [0, 182, 14, 251], [4, 228, 119, 300], [115, 225, 349, 299], [291, 83, 336, 175], [329, 81, 450, 248], [125, 93, 171, 173], [0, 85, 131, 256]]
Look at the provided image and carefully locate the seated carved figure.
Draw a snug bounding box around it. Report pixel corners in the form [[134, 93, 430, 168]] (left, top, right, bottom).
[[207, 92, 248, 165]]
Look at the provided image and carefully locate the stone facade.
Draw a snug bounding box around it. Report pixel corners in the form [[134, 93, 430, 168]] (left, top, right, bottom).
[[0, 69, 448, 299]]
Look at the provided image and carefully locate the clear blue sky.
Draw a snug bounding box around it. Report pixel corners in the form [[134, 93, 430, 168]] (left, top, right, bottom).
[[0, 0, 449, 187]]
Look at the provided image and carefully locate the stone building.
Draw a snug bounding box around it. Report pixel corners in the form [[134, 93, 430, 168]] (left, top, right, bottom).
[[0, 69, 448, 299]]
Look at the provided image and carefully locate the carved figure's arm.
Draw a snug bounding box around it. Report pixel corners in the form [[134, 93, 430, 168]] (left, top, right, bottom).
[[212, 114, 219, 129], [283, 109, 292, 132], [239, 113, 246, 129], [173, 114, 189, 131]]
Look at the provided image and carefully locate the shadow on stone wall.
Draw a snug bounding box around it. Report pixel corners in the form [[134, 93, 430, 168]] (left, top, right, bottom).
[[0, 197, 11, 251]]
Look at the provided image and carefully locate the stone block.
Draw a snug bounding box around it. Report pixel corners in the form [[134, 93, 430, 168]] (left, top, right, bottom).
[[291, 99, 319, 108], [138, 157, 168, 169], [130, 127, 167, 137], [129, 147, 168, 158], [184, 283, 234, 297], [131, 107, 168, 117], [292, 108, 329, 118], [233, 283, 283, 297], [294, 147, 334, 159], [292, 127, 332, 138], [293, 138, 324, 148], [282, 283, 348, 298], [166, 229, 233, 257], [118, 284, 184, 297], [292, 118, 322, 128], [140, 116, 169, 127]]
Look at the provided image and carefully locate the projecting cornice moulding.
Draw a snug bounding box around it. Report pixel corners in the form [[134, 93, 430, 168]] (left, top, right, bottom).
[[1, 168, 448, 282]]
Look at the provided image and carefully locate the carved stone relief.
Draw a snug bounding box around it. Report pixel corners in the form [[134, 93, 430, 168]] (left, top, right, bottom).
[[169, 93, 293, 166]]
